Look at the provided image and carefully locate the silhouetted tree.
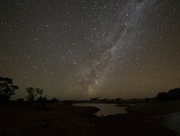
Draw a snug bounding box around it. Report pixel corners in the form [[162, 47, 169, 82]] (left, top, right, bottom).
[[102, 98, 108, 102], [16, 98, 24, 104], [156, 92, 169, 101], [37, 95, 47, 107], [116, 98, 122, 102], [168, 88, 180, 100], [26, 87, 43, 102], [49, 97, 59, 103], [0, 76, 19, 103], [90, 97, 98, 101], [156, 88, 180, 101]]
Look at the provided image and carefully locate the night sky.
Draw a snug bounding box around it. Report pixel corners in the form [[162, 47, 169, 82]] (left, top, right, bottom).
[[1, 0, 180, 100]]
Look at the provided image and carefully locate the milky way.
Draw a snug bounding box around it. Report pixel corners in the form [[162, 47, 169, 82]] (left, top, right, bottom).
[[1, 0, 179, 99], [74, 0, 155, 97]]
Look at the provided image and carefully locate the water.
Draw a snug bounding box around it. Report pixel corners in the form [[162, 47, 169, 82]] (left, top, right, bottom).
[[74, 103, 127, 117]]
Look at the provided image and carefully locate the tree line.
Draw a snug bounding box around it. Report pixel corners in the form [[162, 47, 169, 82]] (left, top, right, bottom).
[[156, 88, 180, 101], [0, 76, 180, 103], [0, 76, 58, 103]]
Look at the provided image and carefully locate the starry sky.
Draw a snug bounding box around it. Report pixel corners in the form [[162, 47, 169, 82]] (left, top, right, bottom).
[[0, 0, 180, 100]]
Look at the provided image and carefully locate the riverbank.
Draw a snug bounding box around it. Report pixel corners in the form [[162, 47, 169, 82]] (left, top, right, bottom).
[[0, 100, 180, 136], [86, 100, 180, 136]]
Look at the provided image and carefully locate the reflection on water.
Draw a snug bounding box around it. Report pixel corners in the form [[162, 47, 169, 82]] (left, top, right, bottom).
[[74, 103, 127, 116]]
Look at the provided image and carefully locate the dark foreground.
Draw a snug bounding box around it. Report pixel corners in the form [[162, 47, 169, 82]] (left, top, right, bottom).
[[0, 100, 180, 136]]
